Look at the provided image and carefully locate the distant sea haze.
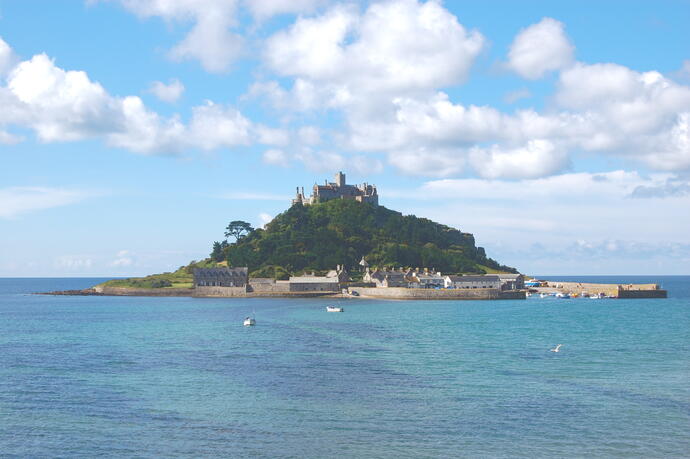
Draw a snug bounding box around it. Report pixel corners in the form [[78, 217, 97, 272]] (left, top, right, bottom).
[[1, 276, 688, 457]]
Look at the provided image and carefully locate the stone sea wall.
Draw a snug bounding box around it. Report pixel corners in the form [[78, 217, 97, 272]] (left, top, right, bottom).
[[349, 287, 525, 300]]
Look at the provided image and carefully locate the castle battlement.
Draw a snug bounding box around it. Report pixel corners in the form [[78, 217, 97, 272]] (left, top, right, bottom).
[[292, 172, 378, 206]]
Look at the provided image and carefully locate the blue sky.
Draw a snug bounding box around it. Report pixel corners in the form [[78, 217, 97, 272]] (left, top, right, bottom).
[[1, 0, 689, 276]]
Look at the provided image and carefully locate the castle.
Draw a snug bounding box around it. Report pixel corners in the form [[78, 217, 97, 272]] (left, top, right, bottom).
[[292, 172, 378, 206]]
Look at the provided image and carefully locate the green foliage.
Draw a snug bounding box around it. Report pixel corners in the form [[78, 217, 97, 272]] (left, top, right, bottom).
[[99, 259, 218, 289], [226, 200, 516, 275], [224, 220, 254, 242], [210, 240, 229, 262]]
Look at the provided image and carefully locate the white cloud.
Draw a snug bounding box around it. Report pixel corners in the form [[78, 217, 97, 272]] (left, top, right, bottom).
[[1, 51, 253, 154], [504, 88, 531, 104], [244, 0, 325, 20], [264, 0, 484, 97], [148, 78, 184, 103], [111, 250, 134, 267], [258, 212, 273, 227], [469, 139, 569, 179], [294, 149, 383, 175], [0, 186, 94, 219], [0, 129, 22, 144], [256, 125, 289, 146], [262, 148, 289, 167], [0, 36, 17, 75], [54, 255, 93, 270], [298, 126, 321, 145], [507, 17, 574, 79], [110, 0, 243, 73]]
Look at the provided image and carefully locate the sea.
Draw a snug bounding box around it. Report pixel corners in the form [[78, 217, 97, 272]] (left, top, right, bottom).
[[0, 276, 688, 458]]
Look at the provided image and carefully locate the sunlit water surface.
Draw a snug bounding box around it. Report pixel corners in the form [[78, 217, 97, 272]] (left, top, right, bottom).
[[1, 276, 688, 458]]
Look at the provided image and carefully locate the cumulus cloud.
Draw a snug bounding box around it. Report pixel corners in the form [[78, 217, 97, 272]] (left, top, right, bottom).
[[244, 0, 325, 20], [148, 78, 184, 103], [0, 186, 94, 219], [0, 50, 255, 154], [0, 36, 17, 75], [262, 148, 289, 167], [264, 0, 484, 99], [507, 17, 574, 79], [108, 0, 243, 73], [469, 140, 569, 179]]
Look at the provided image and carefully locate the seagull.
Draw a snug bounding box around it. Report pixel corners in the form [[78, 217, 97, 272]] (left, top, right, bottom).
[[550, 344, 563, 353]]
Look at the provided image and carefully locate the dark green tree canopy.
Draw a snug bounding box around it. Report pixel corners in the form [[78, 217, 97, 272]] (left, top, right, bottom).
[[224, 220, 254, 242], [225, 200, 516, 276]]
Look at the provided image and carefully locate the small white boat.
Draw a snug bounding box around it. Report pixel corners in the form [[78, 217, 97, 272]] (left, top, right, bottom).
[[243, 317, 256, 326], [326, 306, 344, 312], [540, 293, 548, 298]]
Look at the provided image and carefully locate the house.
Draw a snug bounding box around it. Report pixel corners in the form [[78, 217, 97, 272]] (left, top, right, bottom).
[[363, 268, 407, 287], [444, 275, 501, 289], [288, 274, 340, 292], [409, 271, 445, 289], [193, 267, 248, 287], [496, 273, 524, 290], [325, 264, 351, 283], [292, 171, 378, 206]]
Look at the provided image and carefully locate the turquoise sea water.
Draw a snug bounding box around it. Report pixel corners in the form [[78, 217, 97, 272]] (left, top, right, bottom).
[[1, 276, 688, 458]]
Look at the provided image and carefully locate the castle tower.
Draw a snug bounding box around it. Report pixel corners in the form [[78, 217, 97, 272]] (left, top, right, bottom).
[[335, 171, 345, 187]]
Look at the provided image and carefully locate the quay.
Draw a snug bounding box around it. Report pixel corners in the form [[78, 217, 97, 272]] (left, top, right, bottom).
[[531, 281, 667, 298]]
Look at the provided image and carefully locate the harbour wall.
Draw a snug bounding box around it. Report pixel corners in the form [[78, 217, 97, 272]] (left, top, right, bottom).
[[348, 287, 525, 300], [543, 281, 667, 298]]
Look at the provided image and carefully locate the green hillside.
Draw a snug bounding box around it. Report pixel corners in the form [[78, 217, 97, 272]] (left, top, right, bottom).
[[226, 199, 516, 277]]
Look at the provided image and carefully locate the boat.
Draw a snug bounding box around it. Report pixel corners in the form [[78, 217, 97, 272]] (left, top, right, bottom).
[[326, 306, 344, 312], [243, 316, 256, 326], [540, 293, 548, 298], [555, 293, 570, 299]]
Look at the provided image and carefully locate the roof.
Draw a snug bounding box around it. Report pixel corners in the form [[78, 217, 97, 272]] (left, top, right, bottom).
[[194, 267, 248, 278], [496, 273, 522, 279], [446, 275, 501, 282], [289, 276, 339, 283]]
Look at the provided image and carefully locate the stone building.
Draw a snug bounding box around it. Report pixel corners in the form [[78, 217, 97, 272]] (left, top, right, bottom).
[[363, 268, 408, 287], [496, 273, 524, 290], [287, 274, 340, 292], [292, 172, 378, 206], [444, 275, 501, 289], [193, 267, 248, 287]]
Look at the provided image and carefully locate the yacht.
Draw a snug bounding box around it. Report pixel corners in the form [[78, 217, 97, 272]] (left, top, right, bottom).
[[243, 316, 256, 326]]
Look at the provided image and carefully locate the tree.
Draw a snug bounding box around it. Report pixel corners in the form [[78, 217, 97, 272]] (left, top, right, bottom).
[[210, 241, 229, 262], [224, 220, 254, 242]]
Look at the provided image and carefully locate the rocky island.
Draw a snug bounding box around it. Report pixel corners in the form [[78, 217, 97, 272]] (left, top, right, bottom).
[[47, 172, 666, 300]]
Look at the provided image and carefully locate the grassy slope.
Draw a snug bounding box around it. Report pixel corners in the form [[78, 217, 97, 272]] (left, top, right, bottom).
[[98, 259, 220, 289]]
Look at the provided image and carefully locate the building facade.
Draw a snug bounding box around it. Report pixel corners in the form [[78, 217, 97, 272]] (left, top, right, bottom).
[[444, 275, 501, 289], [292, 172, 378, 206], [193, 267, 248, 287]]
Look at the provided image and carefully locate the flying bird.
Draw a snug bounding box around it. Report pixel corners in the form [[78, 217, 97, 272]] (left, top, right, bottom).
[[550, 344, 563, 352]]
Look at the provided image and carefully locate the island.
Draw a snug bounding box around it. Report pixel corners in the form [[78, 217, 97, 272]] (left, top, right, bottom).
[[46, 172, 666, 300]]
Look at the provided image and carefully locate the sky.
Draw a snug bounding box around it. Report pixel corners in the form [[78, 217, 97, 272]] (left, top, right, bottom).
[[1, 0, 689, 277]]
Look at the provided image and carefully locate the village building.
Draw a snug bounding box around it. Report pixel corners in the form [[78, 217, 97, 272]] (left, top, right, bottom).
[[363, 268, 408, 287], [193, 267, 248, 287], [409, 271, 445, 289], [444, 275, 501, 289], [287, 273, 341, 292], [325, 264, 351, 283], [496, 273, 524, 290], [292, 172, 378, 206]]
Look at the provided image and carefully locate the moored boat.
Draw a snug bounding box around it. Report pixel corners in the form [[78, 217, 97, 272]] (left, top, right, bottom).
[[243, 316, 256, 326], [326, 306, 344, 312]]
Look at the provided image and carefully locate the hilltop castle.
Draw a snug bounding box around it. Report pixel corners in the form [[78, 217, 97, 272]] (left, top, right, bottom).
[[292, 172, 378, 206]]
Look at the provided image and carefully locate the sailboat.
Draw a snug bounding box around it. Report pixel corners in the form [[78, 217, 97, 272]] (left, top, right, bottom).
[[243, 316, 256, 326]]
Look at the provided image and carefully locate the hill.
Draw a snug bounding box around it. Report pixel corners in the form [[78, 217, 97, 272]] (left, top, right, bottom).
[[227, 199, 516, 278]]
